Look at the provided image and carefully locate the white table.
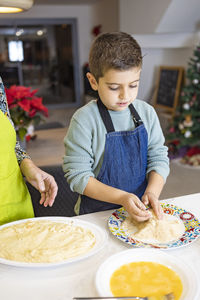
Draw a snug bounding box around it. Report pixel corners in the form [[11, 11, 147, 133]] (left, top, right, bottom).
[[1, 193, 200, 300]]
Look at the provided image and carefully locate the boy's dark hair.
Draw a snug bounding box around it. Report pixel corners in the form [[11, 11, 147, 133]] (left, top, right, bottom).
[[88, 32, 142, 81]]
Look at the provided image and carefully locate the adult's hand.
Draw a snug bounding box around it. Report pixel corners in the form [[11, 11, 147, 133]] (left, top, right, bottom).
[[20, 159, 58, 207]]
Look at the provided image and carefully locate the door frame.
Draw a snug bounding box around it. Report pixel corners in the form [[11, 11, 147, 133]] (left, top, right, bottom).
[[0, 18, 81, 108]]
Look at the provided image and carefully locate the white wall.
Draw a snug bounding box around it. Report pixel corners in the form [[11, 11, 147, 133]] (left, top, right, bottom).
[[138, 44, 194, 102], [139, 47, 193, 102], [91, 0, 118, 34], [119, 0, 172, 34], [119, 0, 200, 102], [156, 0, 200, 33]]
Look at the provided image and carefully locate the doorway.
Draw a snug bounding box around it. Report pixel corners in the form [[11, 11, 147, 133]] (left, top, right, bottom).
[[0, 18, 81, 108]]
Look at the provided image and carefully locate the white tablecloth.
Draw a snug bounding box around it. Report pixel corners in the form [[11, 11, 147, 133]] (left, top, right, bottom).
[[1, 193, 200, 300]]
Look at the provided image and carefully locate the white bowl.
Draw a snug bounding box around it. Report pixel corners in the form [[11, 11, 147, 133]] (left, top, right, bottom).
[[95, 249, 199, 300]]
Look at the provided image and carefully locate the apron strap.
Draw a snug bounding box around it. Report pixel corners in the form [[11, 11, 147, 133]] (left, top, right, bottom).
[[97, 99, 143, 132], [97, 99, 115, 133], [129, 103, 143, 127]]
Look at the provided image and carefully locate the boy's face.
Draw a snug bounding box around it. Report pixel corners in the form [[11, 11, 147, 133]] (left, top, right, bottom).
[[87, 67, 141, 111]]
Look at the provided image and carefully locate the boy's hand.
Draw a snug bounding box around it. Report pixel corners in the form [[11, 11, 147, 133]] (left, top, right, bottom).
[[142, 191, 163, 219], [120, 193, 152, 222]]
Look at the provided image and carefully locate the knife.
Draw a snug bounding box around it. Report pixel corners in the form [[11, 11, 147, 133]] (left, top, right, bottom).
[[73, 294, 175, 300], [73, 298, 146, 300]]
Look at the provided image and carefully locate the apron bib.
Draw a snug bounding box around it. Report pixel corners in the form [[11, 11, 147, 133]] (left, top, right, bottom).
[[0, 110, 34, 225], [80, 99, 148, 214]]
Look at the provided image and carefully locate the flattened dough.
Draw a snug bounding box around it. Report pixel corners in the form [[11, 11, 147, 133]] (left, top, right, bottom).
[[121, 210, 185, 243], [0, 220, 96, 263]]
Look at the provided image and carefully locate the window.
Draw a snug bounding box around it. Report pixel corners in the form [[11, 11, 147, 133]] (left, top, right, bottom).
[[8, 40, 24, 62]]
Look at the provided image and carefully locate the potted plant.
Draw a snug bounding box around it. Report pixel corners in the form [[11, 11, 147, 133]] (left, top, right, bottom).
[[5, 85, 48, 141]]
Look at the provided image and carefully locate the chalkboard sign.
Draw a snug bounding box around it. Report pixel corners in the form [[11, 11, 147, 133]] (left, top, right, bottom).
[[154, 66, 184, 114]]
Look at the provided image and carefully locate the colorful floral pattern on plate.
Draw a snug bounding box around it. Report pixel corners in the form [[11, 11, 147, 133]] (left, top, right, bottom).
[[108, 204, 200, 249]]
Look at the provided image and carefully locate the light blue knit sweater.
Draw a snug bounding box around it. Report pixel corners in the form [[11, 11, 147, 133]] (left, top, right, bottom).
[[63, 99, 169, 196]]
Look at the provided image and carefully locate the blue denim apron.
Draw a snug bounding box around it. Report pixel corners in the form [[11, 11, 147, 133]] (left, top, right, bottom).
[[80, 99, 148, 214]]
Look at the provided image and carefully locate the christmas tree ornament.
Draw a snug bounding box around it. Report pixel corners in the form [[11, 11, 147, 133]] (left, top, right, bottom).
[[183, 103, 190, 110], [196, 62, 200, 72], [190, 94, 196, 106], [169, 127, 175, 133], [183, 115, 193, 127], [178, 123, 184, 130], [184, 130, 192, 138], [193, 78, 199, 84]]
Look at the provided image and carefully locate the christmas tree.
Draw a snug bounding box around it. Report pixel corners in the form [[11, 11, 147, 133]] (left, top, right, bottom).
[[167, 44, 200, 165]]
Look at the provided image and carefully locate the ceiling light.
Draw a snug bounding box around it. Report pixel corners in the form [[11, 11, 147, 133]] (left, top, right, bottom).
[[16, 29, 24, 36], [0, 0, 34, 13], [37, 30, 43, 36]]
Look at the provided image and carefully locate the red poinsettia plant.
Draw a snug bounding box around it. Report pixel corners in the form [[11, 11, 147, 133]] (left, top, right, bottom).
[[6, 85, 48, 140]]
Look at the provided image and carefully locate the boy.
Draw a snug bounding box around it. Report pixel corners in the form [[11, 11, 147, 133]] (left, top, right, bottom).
[[63, 32, 169, 222]]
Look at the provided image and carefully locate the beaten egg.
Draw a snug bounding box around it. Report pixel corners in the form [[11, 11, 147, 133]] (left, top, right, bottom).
[[110, 261, 183, 300]]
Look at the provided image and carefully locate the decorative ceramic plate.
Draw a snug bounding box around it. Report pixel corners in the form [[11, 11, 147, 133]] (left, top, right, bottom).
[[108, 204, 200, 249], [0, 217, 108, 268]]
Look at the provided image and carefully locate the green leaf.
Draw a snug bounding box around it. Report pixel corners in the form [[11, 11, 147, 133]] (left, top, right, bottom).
[[17, 127, 27, 141]]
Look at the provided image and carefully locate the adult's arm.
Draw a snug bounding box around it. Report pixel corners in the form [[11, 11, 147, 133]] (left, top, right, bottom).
[[0, 76, 30, 164]]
